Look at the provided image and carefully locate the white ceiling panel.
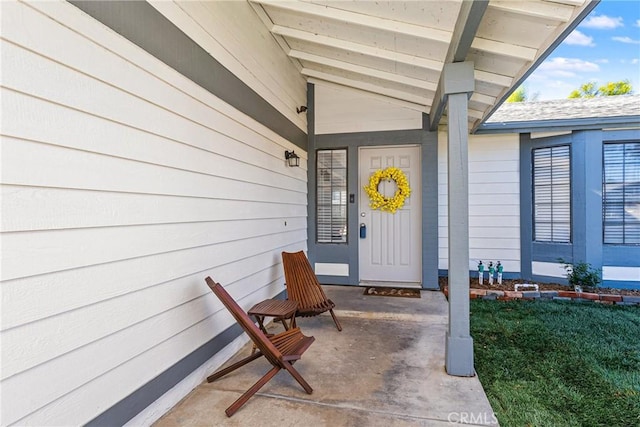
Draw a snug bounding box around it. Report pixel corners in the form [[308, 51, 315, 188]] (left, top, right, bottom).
[[248, 0, 595, 131]]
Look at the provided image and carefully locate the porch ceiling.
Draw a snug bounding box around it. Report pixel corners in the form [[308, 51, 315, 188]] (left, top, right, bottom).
[[249, 0, 596, 131]]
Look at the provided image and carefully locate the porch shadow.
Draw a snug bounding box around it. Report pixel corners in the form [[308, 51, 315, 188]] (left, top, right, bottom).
[[154, 286, 497, 426]]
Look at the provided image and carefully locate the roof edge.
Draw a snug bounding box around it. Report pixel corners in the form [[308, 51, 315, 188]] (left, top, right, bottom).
[[472, 0, 601, 133], [475, 115, 640, 135]]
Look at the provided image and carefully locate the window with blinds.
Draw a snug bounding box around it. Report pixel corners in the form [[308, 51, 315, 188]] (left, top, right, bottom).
[[603, 142, 640, 244], [532, 145, 571, 243], [316, 149, 347, 243]]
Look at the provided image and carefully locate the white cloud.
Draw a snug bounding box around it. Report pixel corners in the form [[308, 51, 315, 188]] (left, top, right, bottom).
[[612, 36, 640, 45], [632, 59, 640, 65], [595, 59, 609, 64], [581, 14, 623, 29], [636, 19, 640, 27], [564, 30, 595, 46], [523, 76, 578, 101], [537, 57, 600, 77]]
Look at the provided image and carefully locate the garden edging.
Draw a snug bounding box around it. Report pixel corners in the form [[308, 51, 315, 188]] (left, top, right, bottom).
[[443, 287, 640, 306]]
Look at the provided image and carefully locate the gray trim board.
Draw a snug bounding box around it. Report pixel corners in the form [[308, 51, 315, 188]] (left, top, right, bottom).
[[307, 83, 318, 259], [519, 133, 533, 279], [531, 242, 573, 263], [603, 246, 640, 266], [602, 280, 640, 290], [603, 129, 640, 142], [477, 116, 640, 135], [86, 323, 244, 426], [572, 130, 603, 268], [310, 126, 438, 289], [85, 285, 286, 425], [448, 1, 489, 63], [422, 129, 439, 289], [70, 0, 306, 148]]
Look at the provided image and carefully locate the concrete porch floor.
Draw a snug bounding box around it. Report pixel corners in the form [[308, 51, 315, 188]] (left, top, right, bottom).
[[154, 285, 498, 426]]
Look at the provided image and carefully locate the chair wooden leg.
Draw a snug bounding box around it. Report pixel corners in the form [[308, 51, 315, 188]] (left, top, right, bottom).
[[225, 366, 281, 417], [282, 362, 313, 394], [329, 308, 342, 331], [207, 352, 263, 383]]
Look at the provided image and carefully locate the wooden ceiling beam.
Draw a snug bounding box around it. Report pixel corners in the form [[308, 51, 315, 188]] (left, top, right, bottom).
[[272, 25, 443, 72], [471, 38, 537, 61], [470, 92, 496, 106], [254, 0, 452, 43], [474, 69, 513, 87], [489, 0, 575, 23], [302, 69, 432, 107], [468, 108, 486, 120], [545, 0, 587, 6], [308, 78, 430, 113], [290, 50, 438, 92]]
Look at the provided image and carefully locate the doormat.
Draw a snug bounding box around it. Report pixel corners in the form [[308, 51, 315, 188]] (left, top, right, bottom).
[[363, 287, 421, 298]]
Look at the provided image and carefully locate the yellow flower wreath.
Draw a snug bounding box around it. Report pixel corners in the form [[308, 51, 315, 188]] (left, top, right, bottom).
[[363, 167, 411, 213]]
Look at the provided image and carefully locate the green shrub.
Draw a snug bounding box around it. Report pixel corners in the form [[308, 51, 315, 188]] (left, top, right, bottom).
[[559, 258, 602, 290]]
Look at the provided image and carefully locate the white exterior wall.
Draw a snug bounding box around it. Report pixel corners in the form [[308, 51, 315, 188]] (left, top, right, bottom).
[[0, 1, 306, 425], [314, 83, 424, 134], [438, 132, 521, 274]]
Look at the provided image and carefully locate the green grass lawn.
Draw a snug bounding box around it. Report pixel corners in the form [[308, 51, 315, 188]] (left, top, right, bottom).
[[471, 300, 640, 427]]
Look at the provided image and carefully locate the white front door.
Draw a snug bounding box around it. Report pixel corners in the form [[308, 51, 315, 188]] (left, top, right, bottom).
[[359, 145, 422, 286]]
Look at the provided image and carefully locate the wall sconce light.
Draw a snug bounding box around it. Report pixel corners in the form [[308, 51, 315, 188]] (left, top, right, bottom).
[[285, 150, 300, 167]]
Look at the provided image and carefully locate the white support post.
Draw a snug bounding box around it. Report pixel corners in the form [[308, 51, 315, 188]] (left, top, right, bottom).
[[444, 62, 475, 377]]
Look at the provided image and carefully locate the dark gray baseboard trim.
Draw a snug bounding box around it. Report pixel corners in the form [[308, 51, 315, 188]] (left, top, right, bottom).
[[85, 323, 243, 427], [70, 1, 306, 149], [87, 288, 287, 426]]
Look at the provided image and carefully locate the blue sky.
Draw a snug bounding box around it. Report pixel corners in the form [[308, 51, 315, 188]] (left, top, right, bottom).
[[524, 0, 640, 100]]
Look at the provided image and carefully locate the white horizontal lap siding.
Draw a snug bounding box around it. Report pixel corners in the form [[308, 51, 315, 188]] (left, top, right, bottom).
[[0, 1, 306, 425], [2, 267, 285, 426], [2, 185, 308, 232], [314, 84, 424, 134], [438, 133, 521, 273]]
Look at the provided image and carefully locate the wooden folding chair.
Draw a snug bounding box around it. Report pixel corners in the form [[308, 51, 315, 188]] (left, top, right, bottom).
[[204, 277, 315, 417], [281, 251, 343, 331]]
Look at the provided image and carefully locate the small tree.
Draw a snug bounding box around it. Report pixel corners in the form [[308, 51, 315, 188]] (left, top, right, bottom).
[[506, 85, 539, 103], [598, 80, 633, 96], [569, 82, 599, 98], [558, 258, 602, 291], [568, 80, 633, 98], [507, 86, 527, 102]]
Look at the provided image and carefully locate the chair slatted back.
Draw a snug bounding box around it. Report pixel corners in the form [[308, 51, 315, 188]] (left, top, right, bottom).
[[282, 251, 330, 311], [205, 277, 282, 365]]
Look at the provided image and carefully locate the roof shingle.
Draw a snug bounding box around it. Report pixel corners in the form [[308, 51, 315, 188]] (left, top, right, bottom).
[[487, 94, 640, 123]]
